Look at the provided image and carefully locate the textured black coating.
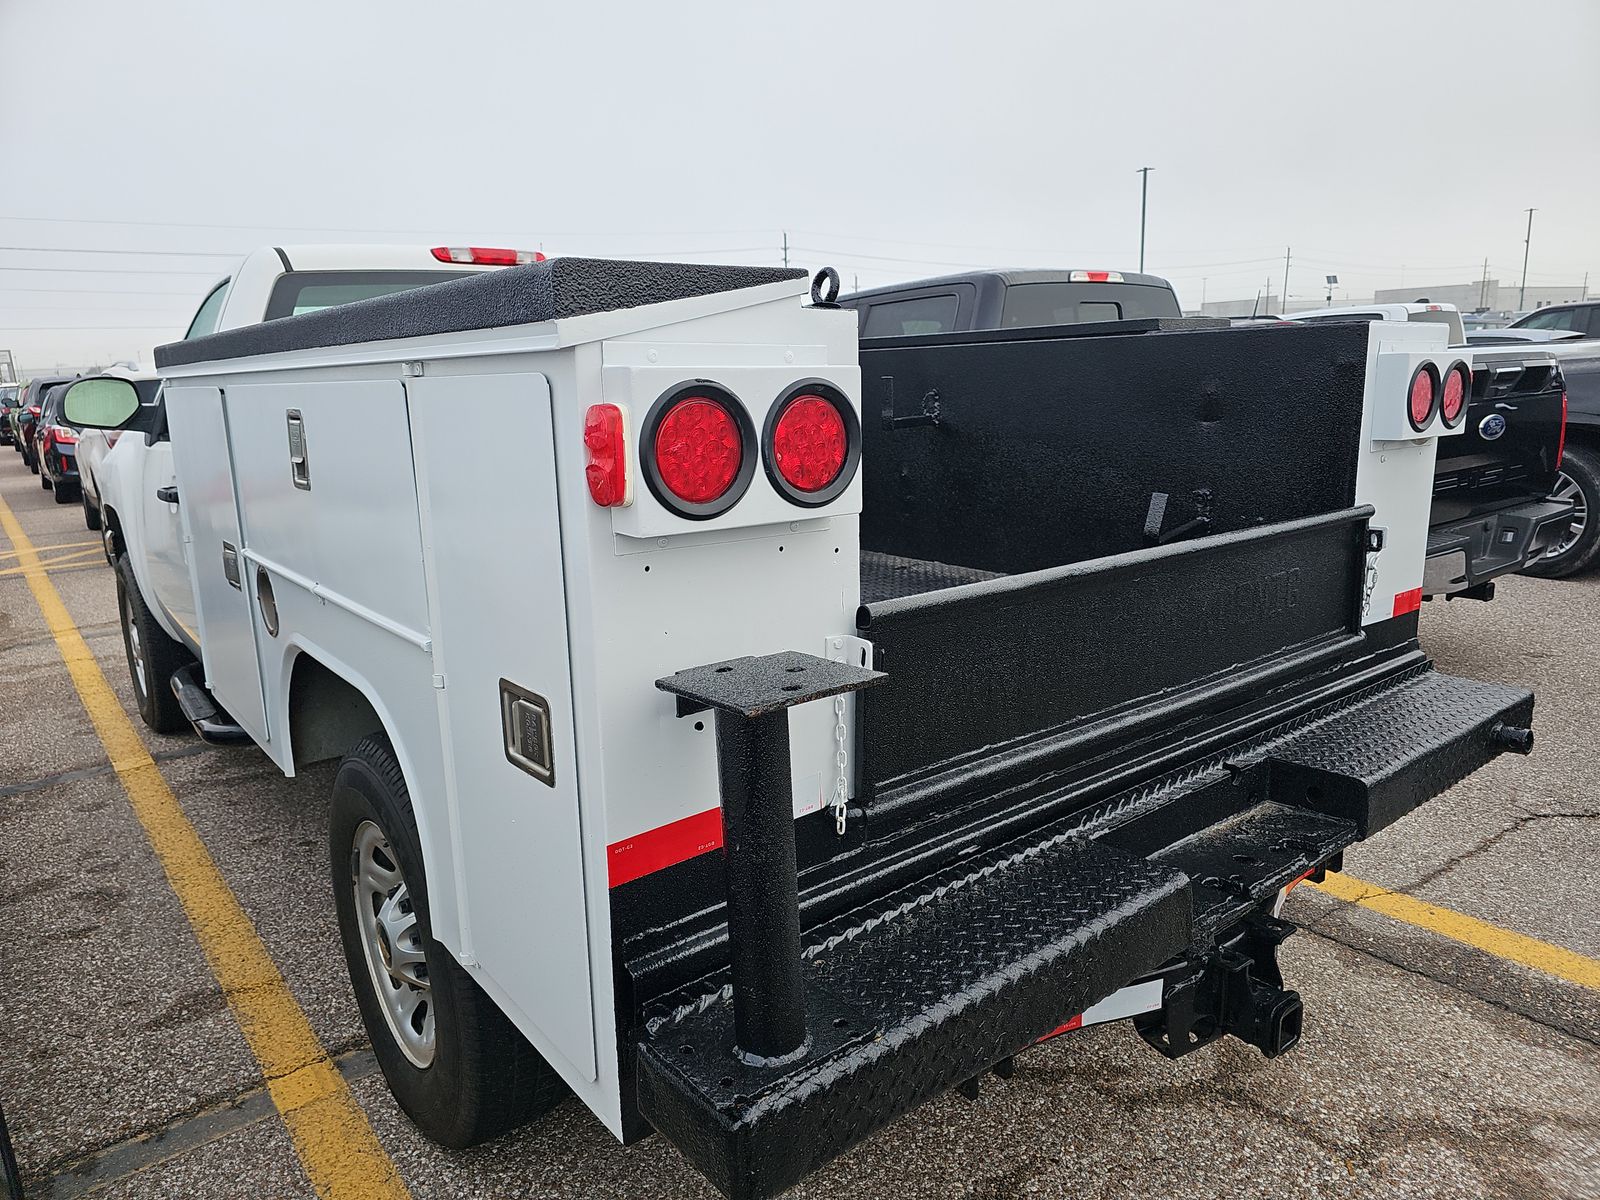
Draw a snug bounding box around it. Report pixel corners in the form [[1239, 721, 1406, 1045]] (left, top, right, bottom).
[[1253, 669, 1534, 837], [856, 507, 1369, 803], [153, 258, 807, 368], [859, 550, 1001, 603], [715, 710, 808, 1057], [1147, 801, 1355, 937], [637, 835, 1192, 1200], [858, 321, 1370, 575], [658, 651, 885, 718], [625, 661, 1534, 1196]]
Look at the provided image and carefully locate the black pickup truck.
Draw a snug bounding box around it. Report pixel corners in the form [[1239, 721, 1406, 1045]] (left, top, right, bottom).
[[1468, 327, 1600, 578], [844, 276, 1574, 600]]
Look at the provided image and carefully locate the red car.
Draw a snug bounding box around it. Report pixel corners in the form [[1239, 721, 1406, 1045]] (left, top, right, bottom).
[[15, 375, 74, 473], [36, 383, 84, 502]]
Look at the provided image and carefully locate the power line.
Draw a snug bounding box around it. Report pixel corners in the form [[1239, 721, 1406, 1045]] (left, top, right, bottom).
[[0, 244, 243, 258], [0, 212, 774, 239], [0, 265, 224, 276]]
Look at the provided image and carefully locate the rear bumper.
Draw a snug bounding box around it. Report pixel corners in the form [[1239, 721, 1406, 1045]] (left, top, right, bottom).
[[636, 667, 1532, 1200], [1424, 497, 1574, 596]]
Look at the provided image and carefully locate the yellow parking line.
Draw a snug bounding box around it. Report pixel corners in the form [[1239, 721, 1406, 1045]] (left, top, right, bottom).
[[0, 493, 410, 1199], [0, 546, 104, 577], [0, 537, 99, 562], [1313, 871, 1600, 991]]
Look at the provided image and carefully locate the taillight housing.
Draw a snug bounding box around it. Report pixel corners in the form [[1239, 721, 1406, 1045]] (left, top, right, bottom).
[[762, 381, 861, 507], [1439, 361, 1470, 428], [430, 246, 546, 266], [584, 403, 629, 507], [642, 383, 756, 519], [1406, 363, 1440, 433]]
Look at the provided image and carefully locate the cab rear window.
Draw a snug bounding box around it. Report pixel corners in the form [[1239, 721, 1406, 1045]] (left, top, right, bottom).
[[1001, 282, 1181, 328], [862, 294, 959, 337], [264, 270, 473, 320]]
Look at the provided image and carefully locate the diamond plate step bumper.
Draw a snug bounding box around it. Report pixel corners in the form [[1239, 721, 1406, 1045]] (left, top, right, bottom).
[[1250, 669, 1534, 837], [637, 835, 1191, 1200], [635, 669, 1532, 1200]]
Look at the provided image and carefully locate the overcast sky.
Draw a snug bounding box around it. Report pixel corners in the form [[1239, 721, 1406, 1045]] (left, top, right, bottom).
[[3, 0, 1597, 370]]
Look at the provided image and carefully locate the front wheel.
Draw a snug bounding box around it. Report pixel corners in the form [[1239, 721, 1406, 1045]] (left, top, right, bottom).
[[1524, 442, 1600, 579], [83, 488, 102, 530], [115, 555, 190, 733], [330, 736, 564, 1149]]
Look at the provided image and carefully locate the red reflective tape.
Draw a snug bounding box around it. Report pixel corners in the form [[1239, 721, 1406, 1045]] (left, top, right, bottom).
[[1036, 1014, 1083, 1044], [607, 806, 723, 888], [1392, 587, 1423, 618]]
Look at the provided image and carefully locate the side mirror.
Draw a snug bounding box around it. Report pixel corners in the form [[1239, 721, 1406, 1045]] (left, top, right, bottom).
[[63, 377, 141, 429]]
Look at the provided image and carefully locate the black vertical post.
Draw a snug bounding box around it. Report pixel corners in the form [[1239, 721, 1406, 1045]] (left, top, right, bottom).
[[713, 709, 808, 1059]]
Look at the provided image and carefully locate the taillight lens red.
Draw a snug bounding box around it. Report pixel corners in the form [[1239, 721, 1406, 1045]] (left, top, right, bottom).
[[584, 403, 627, 507], [430, 246, 545, 266], [654, 397, 742, 505], [1408, 365, 1437, 431], [763, 383, 861, 507], [1440, 363, 1469, 426], [771, 396, 847, 492]]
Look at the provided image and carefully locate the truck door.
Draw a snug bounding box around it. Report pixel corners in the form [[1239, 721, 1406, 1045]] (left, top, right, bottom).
[[163, 385, 270, 743]]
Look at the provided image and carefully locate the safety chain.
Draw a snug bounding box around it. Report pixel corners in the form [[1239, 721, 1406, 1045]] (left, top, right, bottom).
[[831, 694, 849, 836], [1361, 553, 1379, 617]]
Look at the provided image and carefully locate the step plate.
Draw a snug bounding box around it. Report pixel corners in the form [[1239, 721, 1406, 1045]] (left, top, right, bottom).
[[637, 836, 1191, 1200], [1254, 670, 1533, 837]]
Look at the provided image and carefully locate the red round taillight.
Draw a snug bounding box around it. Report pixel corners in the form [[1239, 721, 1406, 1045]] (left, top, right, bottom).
[[1440, 361, 1470, 427], [772, 396, 846, 492], [763, 382, 861, 507], [1407, 364, 1439, 432], [642, 384, 756, 519]]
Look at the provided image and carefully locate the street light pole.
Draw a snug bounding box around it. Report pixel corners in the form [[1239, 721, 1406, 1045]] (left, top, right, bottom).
[[1519, 208, 1536, 311], [1137, 167, 1152, 273]]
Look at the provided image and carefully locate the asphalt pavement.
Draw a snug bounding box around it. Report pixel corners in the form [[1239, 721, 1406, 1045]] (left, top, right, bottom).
[[0, 446, 1596, 1200]]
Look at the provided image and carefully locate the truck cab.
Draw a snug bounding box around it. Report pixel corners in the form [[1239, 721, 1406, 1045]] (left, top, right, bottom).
[[94, 244, 540, 713], [840, 268, 1182, 337]]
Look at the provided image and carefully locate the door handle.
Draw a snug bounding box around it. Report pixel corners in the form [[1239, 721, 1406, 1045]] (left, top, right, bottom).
[[155, 486, 179, 504]]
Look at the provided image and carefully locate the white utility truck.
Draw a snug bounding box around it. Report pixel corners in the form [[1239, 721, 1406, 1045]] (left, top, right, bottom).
[[66, 258, 1537, 1200]]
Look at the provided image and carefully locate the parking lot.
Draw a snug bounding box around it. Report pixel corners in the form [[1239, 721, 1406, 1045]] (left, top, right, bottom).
[[0, 446, 1597, 1199]]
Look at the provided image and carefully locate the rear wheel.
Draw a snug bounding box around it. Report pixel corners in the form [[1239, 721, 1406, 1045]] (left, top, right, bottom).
[[53, 480, 76, 504], [115, 555, 190, 733], [331, 736, 564, 1149], [1524, 442, 1600, 579]]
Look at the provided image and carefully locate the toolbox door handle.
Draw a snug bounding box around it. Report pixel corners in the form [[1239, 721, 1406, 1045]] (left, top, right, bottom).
[[155, 485, 179, 505]]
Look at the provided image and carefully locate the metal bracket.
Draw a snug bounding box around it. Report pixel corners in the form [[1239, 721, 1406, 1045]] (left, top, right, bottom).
[[879, 376, 942, 430]]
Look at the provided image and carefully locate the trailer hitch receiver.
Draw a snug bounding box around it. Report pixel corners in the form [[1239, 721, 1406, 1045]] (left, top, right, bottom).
[[1134, 913, 1303, 1060]]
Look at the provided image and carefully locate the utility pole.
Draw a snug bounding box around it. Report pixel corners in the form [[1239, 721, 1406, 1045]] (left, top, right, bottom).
[[1479, 258, 1489, 310], [781, 231, 789, 269], [1282, 247, 1291, 316], [1137, 166, 1153, 273], [1201, 277, 1208, 309], [1519, 208, 1536, 311]]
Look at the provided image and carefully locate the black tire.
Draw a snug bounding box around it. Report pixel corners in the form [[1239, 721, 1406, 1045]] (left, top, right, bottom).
[[115, 554, 190, 734], [40, 470, 50, 489], [1523, 441, 1600, 579], [330, 736, 564, 1149], [83, 487, 102, 530], [53, 480, 77, 504], [27, 452, 38, 475]]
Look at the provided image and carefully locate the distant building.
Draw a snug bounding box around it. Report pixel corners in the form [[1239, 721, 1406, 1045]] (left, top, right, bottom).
[[1194, 278, 1592, 321], [1372, 280, 1586, 315]]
